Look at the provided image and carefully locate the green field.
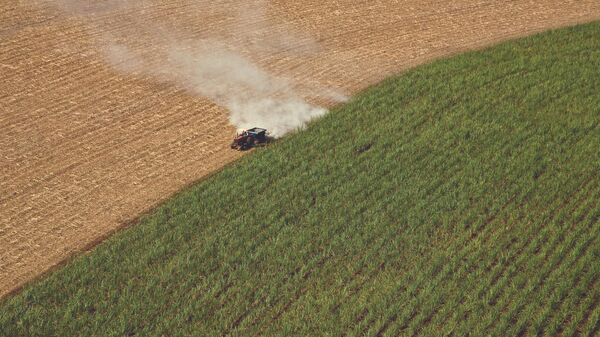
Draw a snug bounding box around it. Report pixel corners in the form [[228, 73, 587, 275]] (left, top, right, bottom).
[[1, 23, 599, 337]]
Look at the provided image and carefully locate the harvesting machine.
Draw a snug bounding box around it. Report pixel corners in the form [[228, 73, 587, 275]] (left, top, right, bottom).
[[230, 127, 269, 150]]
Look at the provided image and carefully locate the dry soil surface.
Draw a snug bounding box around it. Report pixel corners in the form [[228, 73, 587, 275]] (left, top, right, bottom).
[[1, 0, 599, 298]]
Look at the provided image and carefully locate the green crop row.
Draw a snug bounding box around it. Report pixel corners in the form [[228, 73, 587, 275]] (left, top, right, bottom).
[[1, 22, 598, 337]]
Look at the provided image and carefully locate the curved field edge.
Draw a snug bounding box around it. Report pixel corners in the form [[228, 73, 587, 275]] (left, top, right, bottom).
[[1, 22, 599, 337]]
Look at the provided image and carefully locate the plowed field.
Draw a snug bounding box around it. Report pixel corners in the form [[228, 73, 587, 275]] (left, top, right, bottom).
[[1, 0, 599, 298]]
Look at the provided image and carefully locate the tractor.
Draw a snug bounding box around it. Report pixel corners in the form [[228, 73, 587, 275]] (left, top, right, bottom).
[[231, 127, 269, 150]]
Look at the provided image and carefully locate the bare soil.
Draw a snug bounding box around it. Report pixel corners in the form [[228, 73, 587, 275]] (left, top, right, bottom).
[[1, 0, 598, 298]]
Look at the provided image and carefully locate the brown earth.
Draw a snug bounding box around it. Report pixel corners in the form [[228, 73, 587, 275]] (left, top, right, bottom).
[[1, 0, 599, 299]]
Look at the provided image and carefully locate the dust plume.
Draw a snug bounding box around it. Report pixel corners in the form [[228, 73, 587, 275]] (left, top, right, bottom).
[[51, 0, 347, 137]]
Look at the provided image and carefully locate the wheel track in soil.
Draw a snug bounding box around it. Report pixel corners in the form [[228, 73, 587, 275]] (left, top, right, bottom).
[[1, 0, 599, 298]]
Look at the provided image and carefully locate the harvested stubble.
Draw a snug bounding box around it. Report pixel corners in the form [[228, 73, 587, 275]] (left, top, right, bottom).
[[1, 22, 599, 337], [1, 0, 599, 299]]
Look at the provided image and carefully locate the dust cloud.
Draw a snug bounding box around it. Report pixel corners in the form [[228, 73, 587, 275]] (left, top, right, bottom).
[[50, 0, 346, 137]]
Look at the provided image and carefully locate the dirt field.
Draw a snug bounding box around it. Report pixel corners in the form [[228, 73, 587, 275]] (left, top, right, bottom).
[[1, 1, 598, 299]]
